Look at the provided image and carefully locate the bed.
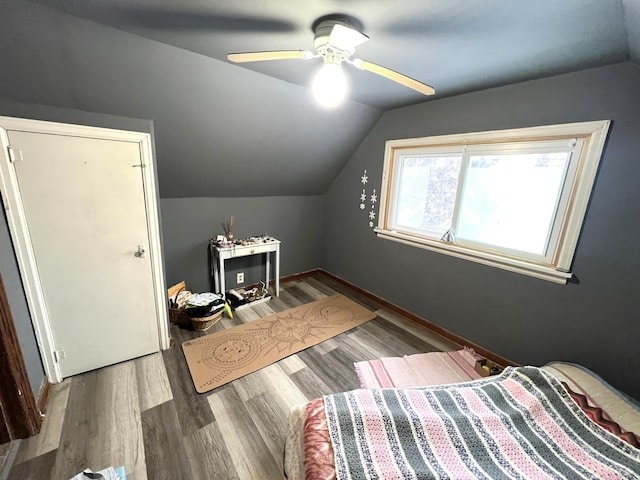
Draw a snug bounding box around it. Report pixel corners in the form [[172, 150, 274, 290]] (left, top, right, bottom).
[[284, 362, 640, 479]]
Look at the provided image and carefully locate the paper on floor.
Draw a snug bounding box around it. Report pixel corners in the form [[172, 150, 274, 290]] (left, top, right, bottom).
[[69, 466, 126, 480]]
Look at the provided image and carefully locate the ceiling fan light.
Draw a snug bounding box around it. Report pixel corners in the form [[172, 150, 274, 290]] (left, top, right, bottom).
[[312, 62, 348, 108], [328, 24, 369, 51]]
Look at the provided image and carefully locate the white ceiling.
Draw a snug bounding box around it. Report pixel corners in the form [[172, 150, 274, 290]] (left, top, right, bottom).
[[2, 0, 639, 197]]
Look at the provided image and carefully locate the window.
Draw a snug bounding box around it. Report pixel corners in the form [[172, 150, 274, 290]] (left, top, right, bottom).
[[376, 121, 610, 283]]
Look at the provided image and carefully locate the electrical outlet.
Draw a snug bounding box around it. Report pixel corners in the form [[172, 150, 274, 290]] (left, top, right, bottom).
[[236, 272, 244, 284]]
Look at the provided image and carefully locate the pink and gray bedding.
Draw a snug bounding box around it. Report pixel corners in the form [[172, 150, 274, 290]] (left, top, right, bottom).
[[303, 398, 336, 480], [284, 398, 338, 480], [562, 381, 640, 448], [542, 362, 640, 441], [354, 348, 482, 389], [285, 366, 640, 480], [324, 367, 640, 478]]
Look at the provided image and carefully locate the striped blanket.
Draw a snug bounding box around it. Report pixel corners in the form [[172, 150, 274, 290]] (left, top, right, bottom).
[[323, 367, 640, 479]]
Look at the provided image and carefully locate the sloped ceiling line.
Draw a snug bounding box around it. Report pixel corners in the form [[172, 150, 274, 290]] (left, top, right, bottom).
[[3, 0, 639, 198]]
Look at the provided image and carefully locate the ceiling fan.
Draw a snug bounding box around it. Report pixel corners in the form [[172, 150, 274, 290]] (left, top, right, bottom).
[[227, 14, 435, 107]]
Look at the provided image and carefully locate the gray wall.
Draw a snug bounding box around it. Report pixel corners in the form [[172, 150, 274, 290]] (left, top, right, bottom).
[[0, 0, 381, 198], [0, 208, 44, 396], [4, 60, 640, 403], [161, 196, 324, 293], [0, 99, 156, 396], [324, 61, 640, 399]]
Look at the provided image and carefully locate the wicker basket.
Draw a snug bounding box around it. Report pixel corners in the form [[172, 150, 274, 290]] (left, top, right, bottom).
[[169, 305, 191, 326], [189, 310, 223, 332], [168, 281, 191, 326]]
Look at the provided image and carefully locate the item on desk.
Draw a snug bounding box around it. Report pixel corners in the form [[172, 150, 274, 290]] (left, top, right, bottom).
[[213, 237, 231, 248], [213, 234, 276, 248], [221, 215, 235, 242]]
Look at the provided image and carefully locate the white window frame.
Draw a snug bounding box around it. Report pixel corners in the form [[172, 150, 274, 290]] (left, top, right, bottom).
[[375, 120, 611, 284]]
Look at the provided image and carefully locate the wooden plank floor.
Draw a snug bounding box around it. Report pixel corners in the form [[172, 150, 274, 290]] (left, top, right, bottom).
[[4, 272, 460, 479]]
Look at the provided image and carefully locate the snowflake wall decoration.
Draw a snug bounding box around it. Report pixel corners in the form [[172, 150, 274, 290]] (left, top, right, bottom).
[[359, 169, 377, 229]]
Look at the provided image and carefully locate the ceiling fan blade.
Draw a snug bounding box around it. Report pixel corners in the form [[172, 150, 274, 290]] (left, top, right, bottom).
[[351, 59, 435, 96], [227, 50, 313, 63], [112, 8, 297, 33]]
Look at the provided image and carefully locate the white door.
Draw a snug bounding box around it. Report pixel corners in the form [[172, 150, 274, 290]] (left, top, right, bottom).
[[0, 119, 168, 380]]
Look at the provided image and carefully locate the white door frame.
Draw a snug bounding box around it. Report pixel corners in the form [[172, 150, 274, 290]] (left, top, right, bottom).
[[0, 116, 170, 383]]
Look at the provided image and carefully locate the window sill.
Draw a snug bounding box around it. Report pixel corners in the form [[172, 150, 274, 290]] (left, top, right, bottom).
[[374, 228, 572, 284]]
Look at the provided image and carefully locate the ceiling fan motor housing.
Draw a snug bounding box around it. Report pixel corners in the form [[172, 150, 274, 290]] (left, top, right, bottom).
[[314, 19, 364, 62]]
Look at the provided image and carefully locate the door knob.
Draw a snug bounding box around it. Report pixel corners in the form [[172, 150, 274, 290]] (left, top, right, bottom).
[[136, 244, 146, 258]]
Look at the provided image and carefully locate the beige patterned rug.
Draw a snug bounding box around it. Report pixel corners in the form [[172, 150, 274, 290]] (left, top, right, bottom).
[[182, 294, 376, 393]]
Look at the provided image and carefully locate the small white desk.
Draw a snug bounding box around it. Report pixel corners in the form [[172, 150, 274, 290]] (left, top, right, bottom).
[[210, 238, 280, 298]]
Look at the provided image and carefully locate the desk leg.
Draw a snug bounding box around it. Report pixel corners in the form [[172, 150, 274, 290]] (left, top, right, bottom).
[[265, 252, 270, 293], [219, 257, 226, 299], [213, 250, 220, 294], [275, 245, 280, 297]]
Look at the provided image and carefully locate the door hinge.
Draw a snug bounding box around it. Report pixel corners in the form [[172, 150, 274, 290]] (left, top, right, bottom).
[[53, 349, 66, 363], [7, 146, 23, 163]]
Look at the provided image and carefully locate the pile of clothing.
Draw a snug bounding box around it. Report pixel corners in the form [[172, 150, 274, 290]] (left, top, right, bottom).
[[182, 292, 231, 318]]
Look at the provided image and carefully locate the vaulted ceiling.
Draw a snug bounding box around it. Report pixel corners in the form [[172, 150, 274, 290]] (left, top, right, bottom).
[[2, 0, 639, 197]]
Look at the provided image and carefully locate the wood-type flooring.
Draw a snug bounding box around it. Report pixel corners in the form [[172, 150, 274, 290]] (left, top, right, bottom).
[[3, 272, 460, 479]]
